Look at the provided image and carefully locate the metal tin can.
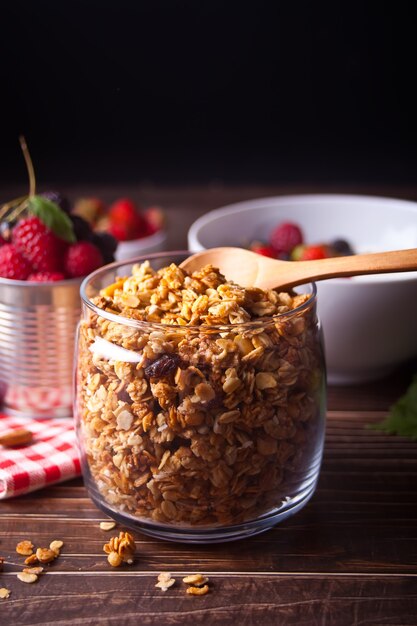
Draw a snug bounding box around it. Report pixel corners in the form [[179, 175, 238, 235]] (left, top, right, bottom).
[[0, 276, 82, 417]]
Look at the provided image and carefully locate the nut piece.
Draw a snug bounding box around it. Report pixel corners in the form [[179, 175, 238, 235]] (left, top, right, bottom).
[[0, 587, 11, 599], [36, 547, 57, 563], [16, 540, 34, 556], [0, 428, 33, 447], [186, 584, 209, 596], [99, 521, 117, 531], [17, 572, 38, 584], [182, 574, 209, 586], [155, 572, 176, 591], [49, 540, 64, 554]]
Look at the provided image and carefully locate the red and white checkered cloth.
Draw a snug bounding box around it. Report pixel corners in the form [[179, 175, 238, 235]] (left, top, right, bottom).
[[0, 413, 81, 499]]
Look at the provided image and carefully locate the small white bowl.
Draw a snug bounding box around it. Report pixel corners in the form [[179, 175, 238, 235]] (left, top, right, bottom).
[[188, 194, 417, 384], [115, 229, 168, 262]]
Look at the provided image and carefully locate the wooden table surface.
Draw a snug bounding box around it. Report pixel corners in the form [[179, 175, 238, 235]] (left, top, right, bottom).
[[1, 184, 417, 625]]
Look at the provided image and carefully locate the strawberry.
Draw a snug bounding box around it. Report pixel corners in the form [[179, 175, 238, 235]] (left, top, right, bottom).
[[270, 222, 303, 254], [28, 272, 65, 282], [0, 244, 32, 279], [250, 242, 277, 258], [143, 206, 165, 234], [13, 216, 64, 272], [299, 244, 328, 261], [108, 198, 148, 241], [108, 198, 137, 222], [64, 241, 103, 278]]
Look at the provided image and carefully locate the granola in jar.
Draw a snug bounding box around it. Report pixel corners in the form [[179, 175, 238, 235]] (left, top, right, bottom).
[[75, 254, 325, 541]]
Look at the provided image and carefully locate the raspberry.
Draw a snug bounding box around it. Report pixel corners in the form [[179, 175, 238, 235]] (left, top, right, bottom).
[[64, 241, 103, 278], [0, 244, 32, 279], [269, 222, 303, 253], [28, 272, 65, 282], [299, 244, 328, 261], [13, 216, 64, 272]]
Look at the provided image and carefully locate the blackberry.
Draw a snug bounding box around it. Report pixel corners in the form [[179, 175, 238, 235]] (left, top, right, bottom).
[[70, 215, 93, 241], [92, 232, 118, 264], [331, 239, 354, 255], [41, 190, 71, 214]]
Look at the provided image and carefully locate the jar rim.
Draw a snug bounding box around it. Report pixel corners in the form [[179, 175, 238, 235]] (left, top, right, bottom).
[[80, 250, 317, 331]]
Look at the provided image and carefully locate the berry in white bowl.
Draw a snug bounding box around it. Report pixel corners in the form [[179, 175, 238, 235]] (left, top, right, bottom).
[[73, 196, 168, 262]]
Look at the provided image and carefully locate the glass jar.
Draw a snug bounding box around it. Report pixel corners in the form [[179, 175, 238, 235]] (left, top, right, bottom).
[[75, 252, 326, 542]]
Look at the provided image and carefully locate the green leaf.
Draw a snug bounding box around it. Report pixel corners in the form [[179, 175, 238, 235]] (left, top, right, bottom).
[[370, 374, 417, 440], [28, 195, 76, 243]]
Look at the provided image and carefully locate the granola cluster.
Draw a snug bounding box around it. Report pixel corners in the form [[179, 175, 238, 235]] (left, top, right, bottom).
[[76, 260, 324, 528]]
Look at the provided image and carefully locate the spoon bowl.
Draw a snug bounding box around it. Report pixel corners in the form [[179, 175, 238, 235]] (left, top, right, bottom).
[[180, 246, 417, 291]]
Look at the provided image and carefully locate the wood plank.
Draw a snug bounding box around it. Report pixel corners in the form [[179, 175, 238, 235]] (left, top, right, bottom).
[[0, 573, 416, 625]]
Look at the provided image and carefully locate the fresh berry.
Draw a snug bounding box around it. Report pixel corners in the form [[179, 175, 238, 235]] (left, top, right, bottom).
[[108, 198, 147, 241], [41, 191, 71, 214], [91, 232, 118, 264], [12, 216, 64, 272], [0, 233, 6, 246], [0, 244, 32, 279], [250, 243, 276, 258], [73, 197, 105, 224], [143, 206, 164, 234], [269, 222, 303, 253], [70, 215, 93, 241], [0, 221, 13, 242], [108, 198, 137, 222], [28, 271, 65, 282], [290, 244, 307, 261], [299, 244, 328, 261], [64, 241, 103, 278], [331, 238, 354, 256]]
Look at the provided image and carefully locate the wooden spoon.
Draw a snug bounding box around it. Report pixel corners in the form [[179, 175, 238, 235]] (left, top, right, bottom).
[[180, 247, 417, 291]]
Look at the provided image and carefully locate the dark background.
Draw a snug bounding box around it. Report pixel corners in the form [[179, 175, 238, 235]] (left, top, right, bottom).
[[0, 1, 416, 187]]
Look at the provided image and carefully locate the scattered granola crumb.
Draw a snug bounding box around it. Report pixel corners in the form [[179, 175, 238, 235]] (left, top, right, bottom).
[[103, 531, 136, 566], [0, 587, 11, 599], [35, 547, 57, 563], [24, 554, 38, 566], [155, 572, 176, 591], [16, 540, 34, 556], [17, 572, 38, 584], [107, 551, 123, 567], [49, 540, 64, 554], [186, 584, 209, 596], [23, 566, 44, 575], [99, 521, 117, 531], [182, 574, 209, 586]]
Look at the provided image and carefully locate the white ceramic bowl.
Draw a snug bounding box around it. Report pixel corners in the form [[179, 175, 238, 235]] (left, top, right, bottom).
[[188, 194, 417, 384], [115, 229, 168, 262]]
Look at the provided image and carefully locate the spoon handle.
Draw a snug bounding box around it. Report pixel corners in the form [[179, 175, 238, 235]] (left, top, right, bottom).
[[270, 248, 417, 290]]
